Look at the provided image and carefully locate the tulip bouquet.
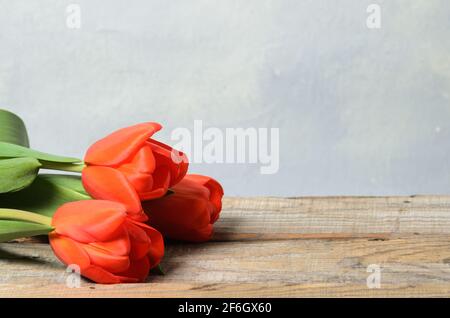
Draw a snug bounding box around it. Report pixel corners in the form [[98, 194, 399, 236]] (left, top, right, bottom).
[[0, 109, 223, 284]]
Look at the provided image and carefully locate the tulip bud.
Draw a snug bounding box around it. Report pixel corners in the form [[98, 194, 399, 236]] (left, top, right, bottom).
[[82, 122, 188, 221], [0, 200, 165, 284], [143, 174, 224, 242], [49, 200, 164, 284]]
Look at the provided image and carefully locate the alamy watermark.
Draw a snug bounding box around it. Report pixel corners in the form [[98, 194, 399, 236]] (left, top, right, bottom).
[[65, 264, 81, 288], [366, 4, 381, 29], [170, 120, 279, 175], [366, 264, 381, 289], [66, 4, 81, 29]]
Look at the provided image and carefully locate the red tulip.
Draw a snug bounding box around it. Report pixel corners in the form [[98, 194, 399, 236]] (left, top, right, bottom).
[[82, 122, 188, 221], [143, 174, 224, 242], [49, 200, 164, 284]]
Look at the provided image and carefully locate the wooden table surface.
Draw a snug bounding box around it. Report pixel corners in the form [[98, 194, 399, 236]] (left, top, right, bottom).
[[1, 196, 450, 297]]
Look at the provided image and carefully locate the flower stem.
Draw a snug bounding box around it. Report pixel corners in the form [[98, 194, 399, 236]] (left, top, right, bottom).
[[41, 161, 86, 173], [0, 209, 53, 226]]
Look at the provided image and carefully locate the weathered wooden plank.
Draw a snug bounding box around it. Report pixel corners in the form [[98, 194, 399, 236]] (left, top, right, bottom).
[[4, 281, 450, 298], [216, 196, 450, 240], [1, 235, 450, 297], [2, 196, 450, 297]]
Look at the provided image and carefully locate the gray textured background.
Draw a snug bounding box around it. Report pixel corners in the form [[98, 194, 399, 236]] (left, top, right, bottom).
[[1, 0, 450, 196]]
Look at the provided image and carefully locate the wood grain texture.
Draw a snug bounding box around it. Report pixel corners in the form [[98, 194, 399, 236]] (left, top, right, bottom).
[[215, 196, 450, 240], [2, 195, 450, 297]]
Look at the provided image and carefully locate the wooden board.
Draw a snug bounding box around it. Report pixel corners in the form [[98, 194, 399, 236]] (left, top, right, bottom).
[[1, 196, 450, 297]]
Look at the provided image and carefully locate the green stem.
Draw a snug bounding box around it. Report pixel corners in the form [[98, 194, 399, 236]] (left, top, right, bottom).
[[0, 209, 53, 226], [41, 161, 86, 173]]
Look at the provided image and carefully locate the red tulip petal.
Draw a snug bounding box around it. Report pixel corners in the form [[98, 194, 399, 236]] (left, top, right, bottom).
[[125, 221, 151, 261], [126, 220, 164, 267], [143, 194, 212, 242], [82, 166, 145, 219], [183, 175, 224, 222], [172, 177, 210, 199], [118, 169, 154, 196], [142, 174, 224, 243], [82, 244, 130, 274], [85, 122, 162, 166], [116, 256, 150, 283], [89, 227, 131, 256], [138, 166, 171, 200], [121, 144, 156, 173], [188, 223, 214, 242], [50, 229, 143, 284], [49, 233, 91, 270], [142, 225, 165, 268], [118, 146, 157, 197], [118, 145, 158, 196], [82, 265, 138, 284], [148, 139, 189, 186], [204, 180, 224, 223], [52, 200, 128, 243]]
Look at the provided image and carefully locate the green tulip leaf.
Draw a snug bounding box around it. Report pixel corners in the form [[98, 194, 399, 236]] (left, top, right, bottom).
[[0, 109, 29, 147], [0, 142, 81, 164], [0, 220, 52, 243], [0, 157, 42, 193], [0, 174, 90, 217]]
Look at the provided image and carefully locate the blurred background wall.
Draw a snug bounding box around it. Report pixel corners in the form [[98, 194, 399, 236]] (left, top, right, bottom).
[[1, 0, 449, 196]]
